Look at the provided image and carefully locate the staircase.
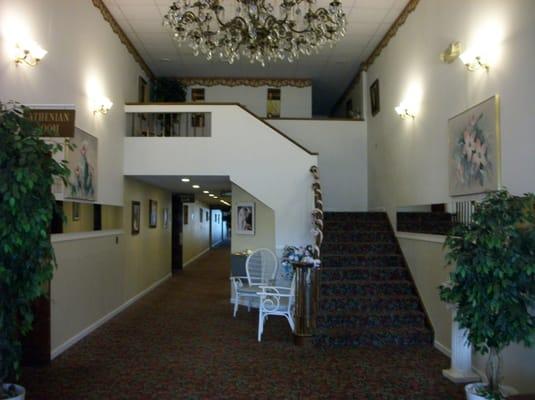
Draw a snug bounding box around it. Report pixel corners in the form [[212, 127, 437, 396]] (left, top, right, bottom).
[[314, 212, 433, 347]]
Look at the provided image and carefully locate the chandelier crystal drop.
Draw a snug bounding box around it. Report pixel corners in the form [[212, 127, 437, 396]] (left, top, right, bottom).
[[163, 0, 347, 66]]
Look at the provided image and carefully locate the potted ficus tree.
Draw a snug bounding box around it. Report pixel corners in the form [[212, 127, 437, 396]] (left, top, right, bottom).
[[0, 102, 70, 399], [440, 190, 535, 400]]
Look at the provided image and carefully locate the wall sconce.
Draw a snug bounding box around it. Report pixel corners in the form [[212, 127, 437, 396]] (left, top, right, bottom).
[[459, 48, 490, 71], [14, 40, 47, 66], [92, 97, 113, 115], [395, 101, 416, 120]]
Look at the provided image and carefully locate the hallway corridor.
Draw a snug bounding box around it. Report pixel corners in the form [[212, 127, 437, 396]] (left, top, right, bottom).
[[23, 245, 465, 399]]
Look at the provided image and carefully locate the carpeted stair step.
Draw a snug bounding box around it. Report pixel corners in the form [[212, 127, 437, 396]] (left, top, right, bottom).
[[319, 295, 422, 313], [324, 221, 392, 231], [313, 326, 433, 347], [321, 242, 398, 255], [320, 280, 416, 297], [321, 266, 411, 281], [321, 254, 403, 268], [317, 310, 427, 330], [322, 231, 395, 244], [323, 212, 389, 222]]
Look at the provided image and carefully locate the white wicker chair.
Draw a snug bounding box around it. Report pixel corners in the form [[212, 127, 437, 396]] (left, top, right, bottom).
[[230, 248, 278, 317], [257, 275, 296, 342]]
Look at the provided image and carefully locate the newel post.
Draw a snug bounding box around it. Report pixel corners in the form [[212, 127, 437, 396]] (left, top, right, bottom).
[[442, 302, 481, 383], [292, 261, 320, 346]]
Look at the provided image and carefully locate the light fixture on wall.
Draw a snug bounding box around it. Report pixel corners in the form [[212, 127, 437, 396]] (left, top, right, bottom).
[[440, 41, 491, 71], [459, 48, 490, 71], [92, 96, 113, 115], [220, 200, 231, 206], [14, 39, 47, 66], [395, 101, 416, 120], [440, 41, 462, 64]]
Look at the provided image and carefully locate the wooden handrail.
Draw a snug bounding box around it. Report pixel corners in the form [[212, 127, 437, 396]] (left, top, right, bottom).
[[310, 165, 324, 259]]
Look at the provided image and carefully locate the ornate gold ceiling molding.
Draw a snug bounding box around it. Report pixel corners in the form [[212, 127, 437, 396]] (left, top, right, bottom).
[[361, 0, 419, 71], [92, 0, 155, 80], [331, 0, 420, 114], [178, 77, 312, 88]]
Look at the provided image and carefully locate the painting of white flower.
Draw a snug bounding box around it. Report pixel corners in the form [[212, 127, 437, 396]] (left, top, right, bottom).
[[448, 96, 500, 196], [65, 128, 98, 201]]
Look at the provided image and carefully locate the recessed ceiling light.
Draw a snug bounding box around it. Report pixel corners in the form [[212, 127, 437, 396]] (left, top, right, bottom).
[[209, 194, 215, 197], [203, 190, 209, 194], [181, 178, 190, 182], [220, 200, 231, 206], [213, 196, 219, 199], [192, 185, 200, 189]]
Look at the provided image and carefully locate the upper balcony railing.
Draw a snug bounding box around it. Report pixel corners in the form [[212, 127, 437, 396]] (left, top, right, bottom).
[[127, 111, 211, 137]]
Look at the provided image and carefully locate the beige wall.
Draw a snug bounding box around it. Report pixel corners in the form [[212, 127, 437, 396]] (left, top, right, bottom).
[[182, 200, 211, 266], [122, 178, 172, 298], [352, 0, 535, 391], [51, 177, 172, 355], [231, 183, 275, 254]]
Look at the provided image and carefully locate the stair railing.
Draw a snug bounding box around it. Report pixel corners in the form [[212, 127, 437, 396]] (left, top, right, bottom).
[[310, 165, 324, 258], [291, 165, 323, 346]]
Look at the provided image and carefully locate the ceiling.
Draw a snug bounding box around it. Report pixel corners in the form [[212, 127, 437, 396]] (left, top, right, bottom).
[[103, 0, 409, 114], [132, 175, 232, 206]]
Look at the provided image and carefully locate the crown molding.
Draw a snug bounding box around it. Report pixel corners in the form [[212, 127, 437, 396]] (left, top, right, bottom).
[[178, 77, 312, 88], [331, 0, 420, 115], [92, 0, 155, 80]]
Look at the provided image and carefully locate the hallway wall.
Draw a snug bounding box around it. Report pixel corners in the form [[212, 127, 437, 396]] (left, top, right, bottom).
[[231, 183, 276, 255], [51, 178, 172, 356], [349, 0, 535, 391], [183, 200, 211, 266]]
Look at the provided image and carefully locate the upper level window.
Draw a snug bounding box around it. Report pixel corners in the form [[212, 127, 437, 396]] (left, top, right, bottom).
[[191, 88, 205, 102], [267, 88, 281, 118]]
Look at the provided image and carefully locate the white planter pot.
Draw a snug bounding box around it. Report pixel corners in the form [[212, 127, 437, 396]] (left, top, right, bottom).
[[1, 384, 25, 400], [465, 383, 517, 400]]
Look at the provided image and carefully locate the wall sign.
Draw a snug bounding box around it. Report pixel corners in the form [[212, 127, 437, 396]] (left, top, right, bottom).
[[28, 108, 75, 137]]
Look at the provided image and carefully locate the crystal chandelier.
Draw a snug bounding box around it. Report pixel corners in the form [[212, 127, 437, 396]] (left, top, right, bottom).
[[163, 0, 347, 66]]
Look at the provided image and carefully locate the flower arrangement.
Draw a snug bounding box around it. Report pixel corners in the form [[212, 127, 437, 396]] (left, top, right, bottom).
[[453, 112, 492, 187], [280, 245, 320, 280]]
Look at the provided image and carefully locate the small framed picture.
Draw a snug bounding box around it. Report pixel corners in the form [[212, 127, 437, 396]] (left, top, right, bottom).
[[236, 202, 255, 235], [163, 208, 169, 230], [149, 199, 158, 228], [183, 204, 189, 225], [72, 202, 80, 221], [132, 201, 140, 235], [200, 208, 203, 223], [370, 79, 380, 116]]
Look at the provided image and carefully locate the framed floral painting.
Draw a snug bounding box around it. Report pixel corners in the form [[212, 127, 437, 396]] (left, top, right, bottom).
[[448, 96, 501, 196], [65, 128, 97, 201]]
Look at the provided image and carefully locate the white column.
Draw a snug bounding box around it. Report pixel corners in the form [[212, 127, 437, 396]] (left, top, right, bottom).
[[442, 305, 481, 383]]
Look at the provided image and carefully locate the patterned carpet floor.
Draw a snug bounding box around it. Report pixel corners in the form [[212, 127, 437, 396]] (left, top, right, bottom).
[[22, 244, 465, 399]]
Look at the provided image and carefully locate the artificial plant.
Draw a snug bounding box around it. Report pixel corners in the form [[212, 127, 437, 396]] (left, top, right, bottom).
[[440, 190, 535, 400], [0, 102, 70, 398]]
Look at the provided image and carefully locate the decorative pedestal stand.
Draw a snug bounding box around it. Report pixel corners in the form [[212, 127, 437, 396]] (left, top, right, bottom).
[[442, 303, 481, 383], [292, 262, 320, 347]]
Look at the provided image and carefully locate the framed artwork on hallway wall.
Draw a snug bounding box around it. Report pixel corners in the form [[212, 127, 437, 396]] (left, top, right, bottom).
[[236, 202, 255, 235], [132, 201, 140, 235], [369, 79, 380, 116], [163, 208, 169, 230], [448, 95, 501, 196], [72, 202, 80, 221], [65, 128, 97, 201], [149, 199, 158, 228]]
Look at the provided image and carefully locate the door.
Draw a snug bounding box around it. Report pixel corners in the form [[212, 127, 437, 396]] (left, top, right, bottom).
[[171, 194, 184, 271]]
